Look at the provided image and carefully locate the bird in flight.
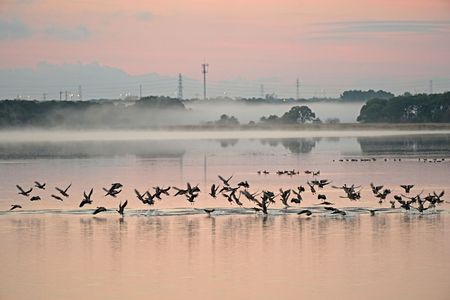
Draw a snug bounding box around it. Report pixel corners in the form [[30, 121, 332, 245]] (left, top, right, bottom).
[[34, 181, 46, 190], [218, 175, 233, 187], [400, 184, 414, 194], [93, 207, 107, 215], [55, 183, 72, 197], [209, 184, 220, 198], [51, 194, 64, 201], [79, 188, 94, 207], [16, 185, 32, 197], [203, 208, 215, 216], [9, 204, 22, 211], [297, 209, 312, 216], [117, 200, 128, 216]]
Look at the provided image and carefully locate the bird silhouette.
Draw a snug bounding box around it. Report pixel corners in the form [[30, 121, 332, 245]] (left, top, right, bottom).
[[400, 184, 414, 194], [103, 184, 121, 197], [79, 188, 94, 207], [279, 188, 291, 208], [34, 181, 46, 190], [134, 189, 148, 203], [369, 183, 383, 195], [297, 209, 312, 216], [30, 196, 41, 201], [153, 186, 171, 199], [203, 208, 215, 216], [16, 185, 32, 197], [218, 175, 233, 187], [55, 183, 71, 197], [209, 184, 220, 198], [9, 204, 22, 211], [51, 194, 64, 201], [330, 208, 347, 216], [93, 207, 107, 215], [117, 200, 128, 216], [237, 180, 250, 188], [368, 209, 377, 216], [307, 181, 316, 194]]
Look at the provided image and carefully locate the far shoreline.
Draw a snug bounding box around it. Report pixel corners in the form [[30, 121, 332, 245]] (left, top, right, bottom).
[[2, 122, 450, 132], [165, 122, 450, 131], [1, 123, 450, 142]]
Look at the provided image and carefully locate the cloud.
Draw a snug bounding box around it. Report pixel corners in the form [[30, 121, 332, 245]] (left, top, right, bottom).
[[317, 20, 450, 34], [0, 18, 33, 40], [135, 11, 153, 22], [44, 25, 91, 40], [16, 0, 36, 4]]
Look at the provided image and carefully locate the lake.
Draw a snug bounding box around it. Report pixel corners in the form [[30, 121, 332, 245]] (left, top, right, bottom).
[[0, 130, 449, 300]]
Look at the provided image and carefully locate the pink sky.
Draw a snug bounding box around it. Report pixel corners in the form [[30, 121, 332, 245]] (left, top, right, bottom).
[[1, 0, 449, 87]]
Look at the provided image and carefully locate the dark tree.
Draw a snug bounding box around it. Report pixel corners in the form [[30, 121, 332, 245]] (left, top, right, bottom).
[[214, 114, 239, 125], [341, 90, 394, 102], [280, 106, 316, 123], [357, 92, 450, 123]]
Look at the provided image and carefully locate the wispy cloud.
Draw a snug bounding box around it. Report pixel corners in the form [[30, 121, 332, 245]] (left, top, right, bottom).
[[135, 11, 153, 22], [44, 25, 91, 40], [16, 0, 36, 4], [0, 18, 33, 40], [317, 20, 450, 34]]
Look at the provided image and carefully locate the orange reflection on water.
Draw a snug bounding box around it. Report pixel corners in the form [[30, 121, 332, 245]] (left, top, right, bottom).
[[1, 213, 449, 300]]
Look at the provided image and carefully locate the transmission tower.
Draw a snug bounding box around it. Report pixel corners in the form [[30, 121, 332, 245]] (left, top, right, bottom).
[[178, 73, 183, 100], [260, 84, 265, 99], [296, 78, 300, 100], [201, 63, 208, 100], [78, 85, 82, 101], [429, 80, 433, 94]]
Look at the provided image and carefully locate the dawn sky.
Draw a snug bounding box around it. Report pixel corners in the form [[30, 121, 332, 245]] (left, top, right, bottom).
[[1, 0, 450, 98]]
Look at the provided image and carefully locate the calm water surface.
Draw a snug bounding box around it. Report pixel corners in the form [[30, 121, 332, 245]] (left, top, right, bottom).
[[1, 130, 450, 299]]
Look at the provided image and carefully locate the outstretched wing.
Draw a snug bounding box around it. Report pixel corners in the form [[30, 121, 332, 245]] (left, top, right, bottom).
[[64, 183, 72, 193], [16, 185, 25, 193], [121, 200, 128, 210]]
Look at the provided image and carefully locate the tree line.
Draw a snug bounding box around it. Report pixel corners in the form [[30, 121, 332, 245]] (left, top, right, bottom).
[[357, 92, 450, 123], [0, 96, 185, 128], [340, 90, 394, 102]]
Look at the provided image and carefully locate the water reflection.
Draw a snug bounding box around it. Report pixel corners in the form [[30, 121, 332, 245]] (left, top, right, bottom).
[[260, 137, 319, 153], [0, 134, 449, 159], [358, 134, 450, 154], [1, 213, 450, 300], [218, 139, 238, 148]]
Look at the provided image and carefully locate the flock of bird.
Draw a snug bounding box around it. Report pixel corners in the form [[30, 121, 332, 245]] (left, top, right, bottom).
[[332, 157, 447, 163], [7, 169, 448, 218]]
